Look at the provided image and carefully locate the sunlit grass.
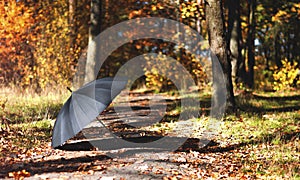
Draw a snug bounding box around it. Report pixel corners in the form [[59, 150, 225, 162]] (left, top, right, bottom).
[[0, 87, 67, 155], [12, 119, 54, 131], [217, 91, 300, 179], [0, 87, 68, 124], [237, 91, 300, 111], [144, 89, 300, 178]]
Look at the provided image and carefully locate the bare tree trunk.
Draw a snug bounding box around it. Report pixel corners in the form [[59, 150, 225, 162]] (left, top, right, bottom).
[[227, 0, 243, 88], [196, 0, 202, 34], [68, 0, 77, 81], [274, 32, 281, 67], [69, 0, 76, 48], [246, 0, 256, 88], [84, 0, 102, 84], [205, 0, 236, 113]]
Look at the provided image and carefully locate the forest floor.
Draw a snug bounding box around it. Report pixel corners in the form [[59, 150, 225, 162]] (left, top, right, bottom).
[[0, 89, 299, 179]]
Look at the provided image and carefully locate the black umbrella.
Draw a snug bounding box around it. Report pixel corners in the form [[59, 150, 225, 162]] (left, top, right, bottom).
[[51, 77, 127, 148]]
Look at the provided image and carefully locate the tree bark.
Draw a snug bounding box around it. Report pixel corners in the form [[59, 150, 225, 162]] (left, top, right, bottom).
[[69, 0, 77, 49], [274, 32, 281, 67], [205, 0, 236, 113], [84, 0, 102, 84], [246, 0, 256, 88], [227, 0, 243, 87], [68, 0, 77, 78]]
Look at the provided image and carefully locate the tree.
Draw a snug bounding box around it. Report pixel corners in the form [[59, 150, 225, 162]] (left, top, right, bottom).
[[205, 0, 236, 113], [226, 0, 244, 87], [84, 0, 102, 84], [246, 0, 256, 88], [69, 0, 77, 58]]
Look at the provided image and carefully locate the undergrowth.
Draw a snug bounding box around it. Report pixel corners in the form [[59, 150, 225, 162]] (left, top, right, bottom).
[[0, 87, 299, 179]]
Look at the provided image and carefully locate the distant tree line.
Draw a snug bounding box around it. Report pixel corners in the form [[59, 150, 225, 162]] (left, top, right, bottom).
[[0, 0, 299, 103]]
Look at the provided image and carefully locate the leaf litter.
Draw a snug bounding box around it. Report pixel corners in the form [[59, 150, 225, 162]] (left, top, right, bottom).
[[1, 92, 299, 179]]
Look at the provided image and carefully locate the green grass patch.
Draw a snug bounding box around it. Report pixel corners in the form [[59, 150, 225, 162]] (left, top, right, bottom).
[[0, 87, 66, 155], [215, 91, 300, 179], [144, 90, 300, 178], [0, 87, 68, 124]]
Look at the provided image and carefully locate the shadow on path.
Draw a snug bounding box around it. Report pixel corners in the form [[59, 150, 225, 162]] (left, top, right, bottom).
[[0, 153, 111, 178], [1, 129, 298, 178]]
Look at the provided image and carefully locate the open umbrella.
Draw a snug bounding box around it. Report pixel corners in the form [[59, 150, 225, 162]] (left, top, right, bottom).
[[51, 77, 127, 148]]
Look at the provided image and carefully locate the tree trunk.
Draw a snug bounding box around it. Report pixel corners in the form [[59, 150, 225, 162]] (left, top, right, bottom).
[[68, 0, 77, 79], [196, 0, 202, 34], [205, 0, 236, 113], [274, 32, 281, 67], [227, 0, 243, 88], [246, 0, 256, 88], [84, 0, 102, 84], [69, 0, 77, 49]]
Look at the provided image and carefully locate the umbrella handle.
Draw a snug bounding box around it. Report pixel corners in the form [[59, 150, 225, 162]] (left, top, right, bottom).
[[67, 87, 73, 93]]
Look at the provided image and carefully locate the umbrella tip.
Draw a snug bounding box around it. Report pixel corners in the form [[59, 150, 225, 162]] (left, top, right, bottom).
[[67, 87, 72, 93]]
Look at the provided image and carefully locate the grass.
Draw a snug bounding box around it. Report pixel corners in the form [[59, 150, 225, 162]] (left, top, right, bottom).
[[0, 87, 67, 124], [0, 87, 299, 179], [0, 87, 68, 156], [216, 92, 300, 179], [145, 90, 300, 179]]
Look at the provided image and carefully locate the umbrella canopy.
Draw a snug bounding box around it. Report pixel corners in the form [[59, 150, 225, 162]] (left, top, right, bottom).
[[52, 77, 127, 148]]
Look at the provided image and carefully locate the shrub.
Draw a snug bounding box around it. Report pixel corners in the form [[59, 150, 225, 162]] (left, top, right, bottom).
[[273, 59, 300, 91]]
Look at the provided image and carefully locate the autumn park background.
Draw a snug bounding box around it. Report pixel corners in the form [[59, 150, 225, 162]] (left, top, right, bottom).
[[0, 0, 299, 179]]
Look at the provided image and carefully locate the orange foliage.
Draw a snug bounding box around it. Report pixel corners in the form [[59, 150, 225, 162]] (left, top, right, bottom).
[[0, 0, 90, 92], [1, 0, 208, 92], [271, 3, 300, 23], [0, 1, 35, 86]]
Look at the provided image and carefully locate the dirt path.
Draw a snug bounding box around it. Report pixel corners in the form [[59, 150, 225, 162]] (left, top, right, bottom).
[[2, 145, 252, 180]]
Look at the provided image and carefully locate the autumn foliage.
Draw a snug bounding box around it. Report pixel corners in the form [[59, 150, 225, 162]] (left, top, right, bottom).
[[0, 1, 34, 86], [0, 1, 300, 179], [0, 0, 300, 92], [0, 0, 90, 92]]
